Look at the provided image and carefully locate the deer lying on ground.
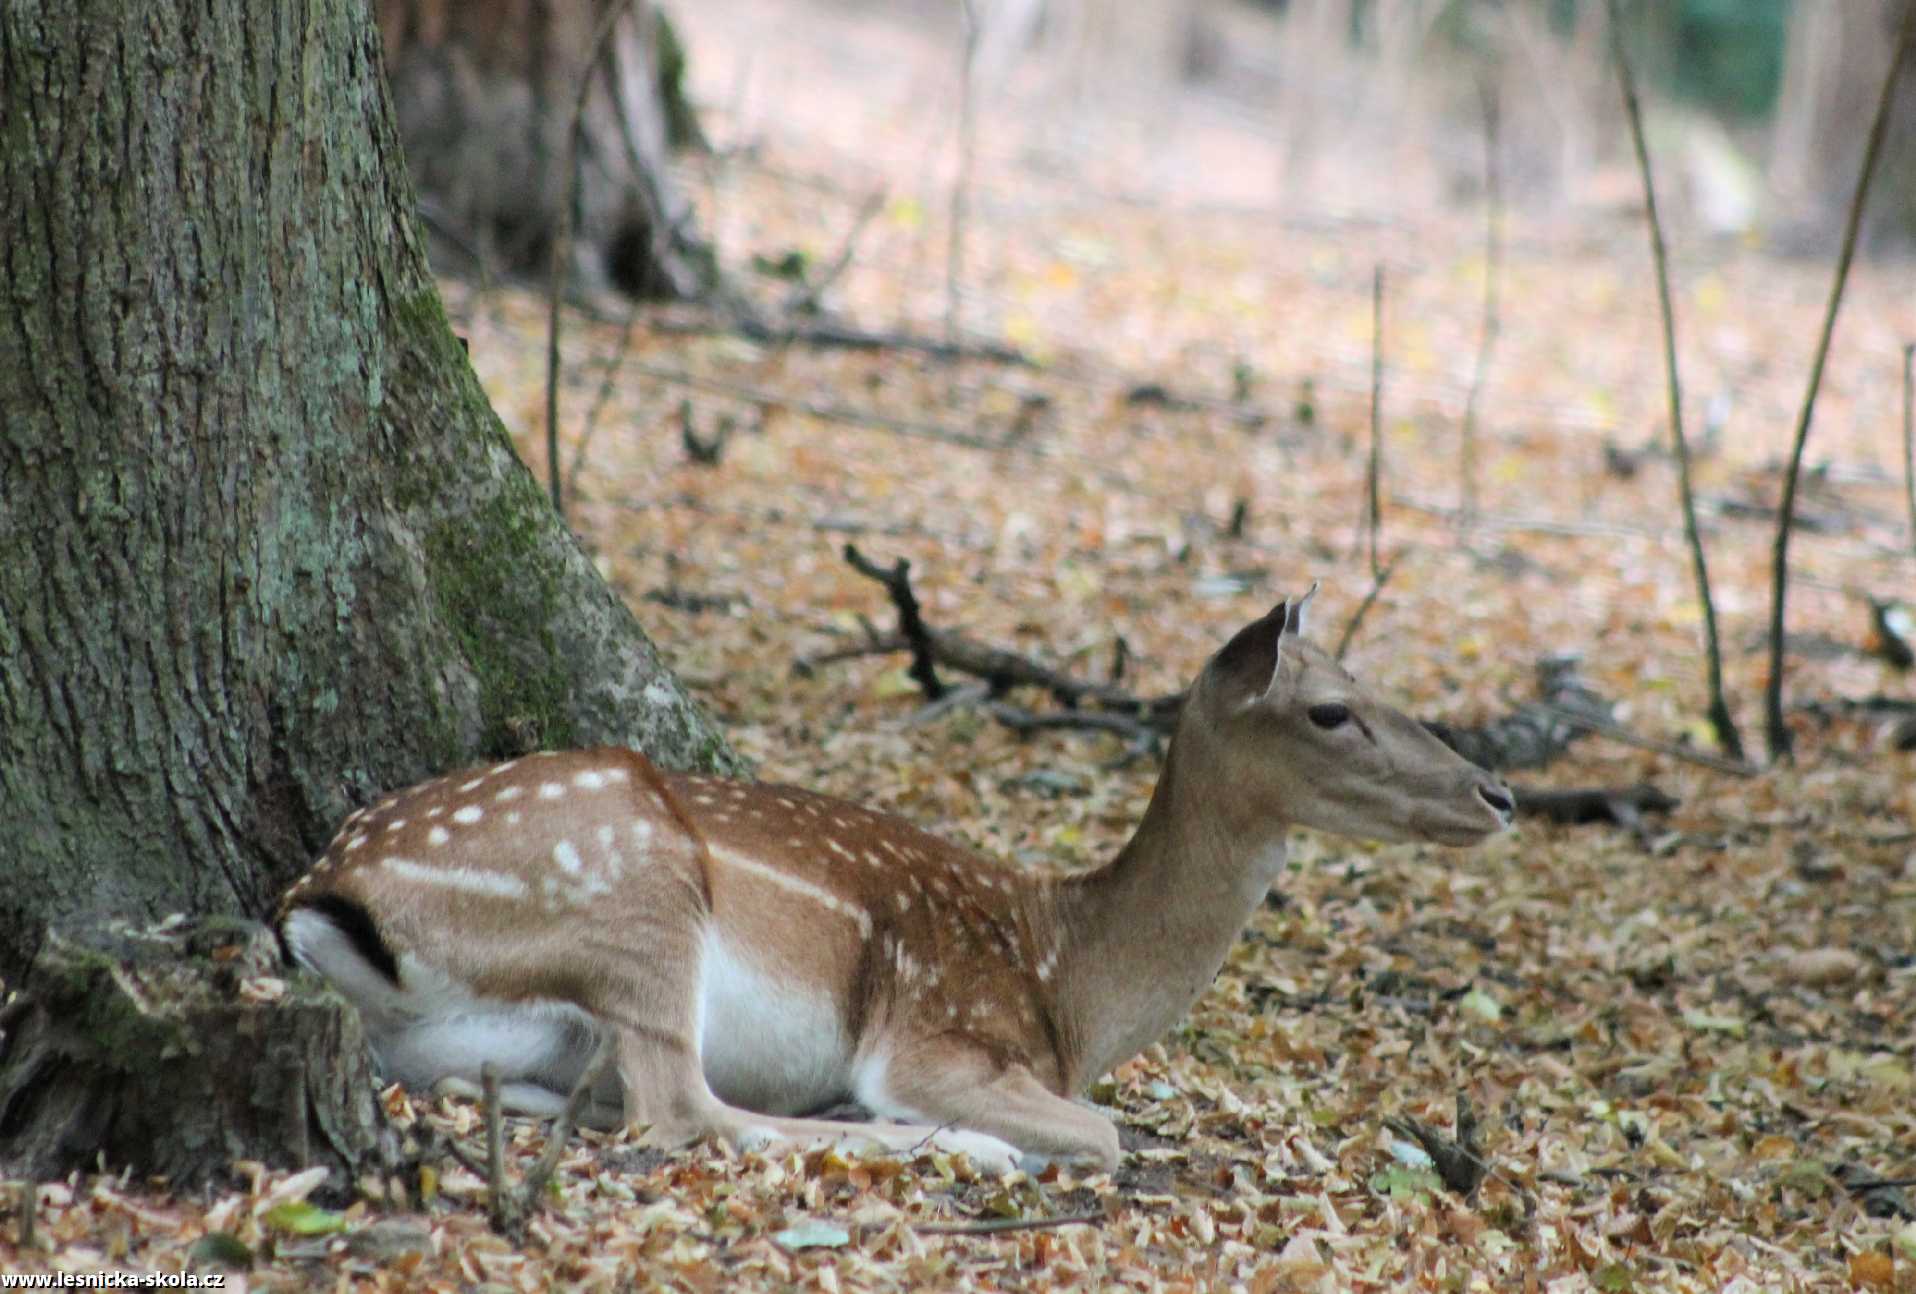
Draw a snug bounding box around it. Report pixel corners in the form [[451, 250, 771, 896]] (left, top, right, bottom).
[[279, 591, 1513, 1173]]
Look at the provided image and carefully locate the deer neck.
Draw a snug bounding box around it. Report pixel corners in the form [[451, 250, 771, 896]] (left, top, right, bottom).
[[1055, 732, 1290, 1088]]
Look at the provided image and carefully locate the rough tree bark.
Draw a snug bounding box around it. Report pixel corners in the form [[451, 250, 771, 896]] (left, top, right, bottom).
[[1771, 0, 1916, 242], [379, 0, 712, 296], [0, 0, 738, 1184]]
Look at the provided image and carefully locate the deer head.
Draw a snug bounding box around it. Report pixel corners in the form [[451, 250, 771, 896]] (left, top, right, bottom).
[[1185, 588, 1514, 846]]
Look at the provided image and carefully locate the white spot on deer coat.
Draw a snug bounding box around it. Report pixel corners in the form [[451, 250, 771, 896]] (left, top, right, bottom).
[[709, 843, 872, 938], [452, 806, 483, 825], [380, 857, 527, 899]]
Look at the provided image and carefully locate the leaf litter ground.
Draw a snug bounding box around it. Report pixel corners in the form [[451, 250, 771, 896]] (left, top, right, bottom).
[[7, 1, 1915, 1288]]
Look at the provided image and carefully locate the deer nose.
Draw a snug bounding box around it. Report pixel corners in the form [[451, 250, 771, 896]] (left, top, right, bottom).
[[1477, 782, 1515, 822]]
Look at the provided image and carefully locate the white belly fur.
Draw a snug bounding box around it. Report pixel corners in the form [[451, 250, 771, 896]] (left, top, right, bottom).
[[697, 930, 852, 1114]]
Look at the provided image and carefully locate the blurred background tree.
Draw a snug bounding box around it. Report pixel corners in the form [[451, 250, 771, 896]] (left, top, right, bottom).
[[377, 0, 716, 298]]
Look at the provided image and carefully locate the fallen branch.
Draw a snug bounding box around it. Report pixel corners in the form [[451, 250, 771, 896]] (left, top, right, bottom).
[[1791, 693, 1916, 718], [833, 550, 1181, 726], [985, 702, 1164, 767], [650, 309, 1035, 367], [1514, 783, 1678, 827], [826, 553, 1724, 824], [1540, 705, 1760, 777], [843, 545, 946, 700], [1360, 265, 1386, 577], [1421, 656, 1614, 773], [565, 303, 643, 501]]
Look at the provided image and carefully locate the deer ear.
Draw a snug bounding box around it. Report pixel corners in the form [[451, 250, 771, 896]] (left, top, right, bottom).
[[1283, 582, 1320, 637], [1211, 601, 1291, 703]]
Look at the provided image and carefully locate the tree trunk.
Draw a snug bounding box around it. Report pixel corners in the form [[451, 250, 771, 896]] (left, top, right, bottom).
[[379, 0, 713, 297], [1770, 0, 1916, 242], [0, 919, 389, 1193], [0, 0, 741, 985]]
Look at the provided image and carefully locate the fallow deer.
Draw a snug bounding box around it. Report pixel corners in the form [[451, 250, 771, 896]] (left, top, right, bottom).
[[279, 591, 1513, 1173]]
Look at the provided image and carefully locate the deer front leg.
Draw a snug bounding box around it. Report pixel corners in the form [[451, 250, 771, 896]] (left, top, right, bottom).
[[584, 930, 1028, 1171], [867, 1042, 1121, 1172]]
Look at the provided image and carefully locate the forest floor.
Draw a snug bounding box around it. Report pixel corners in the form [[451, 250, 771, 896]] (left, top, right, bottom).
[[10, 1, 1916, 1290]]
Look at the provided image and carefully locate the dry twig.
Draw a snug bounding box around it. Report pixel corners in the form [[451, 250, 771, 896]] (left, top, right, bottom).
[[843, 545, 947, 700], [545, 0, 644, 520], [565, 302, 643, 501], [1337, 266, 1395, 661], [831, 548, 1183, 723], [462, 1037, 617, 1237], [17, 1176, 36, 1249], [519, 1035, 617, 1208], [1542, 704, 1759, 777], [1362, 265, 1386, 578], [1335, 555, 1399, 663], [482, 1063, 507, 1232], [1608, 1, 1744, 762], [1902, 342, 1914, 552]]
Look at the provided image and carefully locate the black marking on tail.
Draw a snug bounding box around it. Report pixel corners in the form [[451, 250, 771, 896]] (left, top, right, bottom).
[[291, 891, 402, 986]]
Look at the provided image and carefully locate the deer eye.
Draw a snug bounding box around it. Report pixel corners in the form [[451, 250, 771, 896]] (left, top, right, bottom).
[[1306, 702, 1352, 730]]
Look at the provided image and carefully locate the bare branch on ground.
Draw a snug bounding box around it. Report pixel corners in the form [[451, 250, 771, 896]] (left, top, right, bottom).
[[1540, 705, 1760, 777], [827, 552, 1713, 822], [647, 310, 1037, 367], [843, 545, 948, 701], [1514, 783, 1679, 827]]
